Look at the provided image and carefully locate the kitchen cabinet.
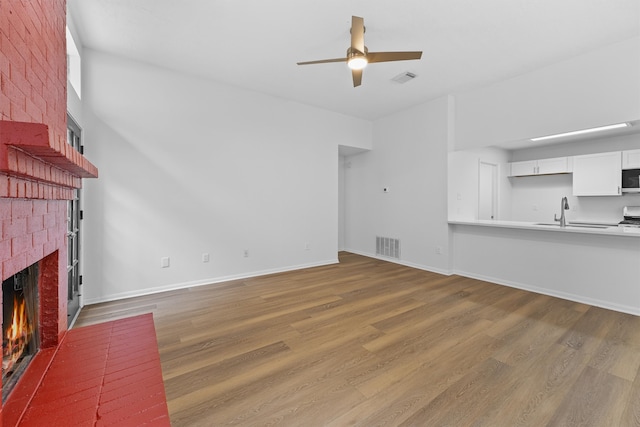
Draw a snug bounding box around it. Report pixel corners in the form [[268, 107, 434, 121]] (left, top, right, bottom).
[[509, 160, 537, 177], [509, 157, 572, 177], [622, 149, 640, 169], [572, 151, 621, 196]]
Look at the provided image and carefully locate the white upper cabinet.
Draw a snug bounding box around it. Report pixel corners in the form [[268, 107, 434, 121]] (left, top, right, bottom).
[[509, 160, 537, 176], [572, 151, 622, 196], [622, 149, 640, 169], [537, 157, 572, 175], [509, 157, 572, 177]]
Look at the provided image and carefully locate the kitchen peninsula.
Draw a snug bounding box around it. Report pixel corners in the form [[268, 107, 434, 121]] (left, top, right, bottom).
[[448, 131, 640, 315], [450, 219, 640, 315], [449, 219, 640, 237]]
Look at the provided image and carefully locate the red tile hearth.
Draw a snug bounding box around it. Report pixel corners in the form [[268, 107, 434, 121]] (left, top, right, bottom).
[[8, 314, 170, 427]]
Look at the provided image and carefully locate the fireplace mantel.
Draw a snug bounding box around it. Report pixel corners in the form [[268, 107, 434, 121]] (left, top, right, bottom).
[[0, 120, 98, 189]]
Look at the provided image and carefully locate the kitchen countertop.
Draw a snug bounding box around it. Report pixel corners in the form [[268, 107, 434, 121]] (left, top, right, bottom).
[[448, 219, 640, 237]]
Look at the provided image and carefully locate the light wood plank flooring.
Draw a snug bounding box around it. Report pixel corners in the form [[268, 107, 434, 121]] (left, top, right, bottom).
[[74, 252, 640, 426]]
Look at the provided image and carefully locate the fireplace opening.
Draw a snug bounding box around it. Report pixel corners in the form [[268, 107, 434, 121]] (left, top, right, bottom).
[[2, 263, 40, 402]]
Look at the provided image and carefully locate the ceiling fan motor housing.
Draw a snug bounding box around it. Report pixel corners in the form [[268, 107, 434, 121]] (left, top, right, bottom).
[[347, 46, 368, 57]]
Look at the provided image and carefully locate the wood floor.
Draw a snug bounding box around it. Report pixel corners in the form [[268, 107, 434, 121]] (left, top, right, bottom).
[[74, 252, 640, 426]]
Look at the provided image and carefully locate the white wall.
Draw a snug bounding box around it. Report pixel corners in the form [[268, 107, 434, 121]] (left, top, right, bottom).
[[76, 29, 639, 310], [455, 37, 640, 149], [343, 96, 451, 274], [505, 173, 640, 224], [448, 147, 511, 221], [81, 50, 372, 303], [338, 155, 345, 251]]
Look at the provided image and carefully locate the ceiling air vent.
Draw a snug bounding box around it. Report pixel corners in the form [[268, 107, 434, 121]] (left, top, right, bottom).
[[391, 71, 417, 84]]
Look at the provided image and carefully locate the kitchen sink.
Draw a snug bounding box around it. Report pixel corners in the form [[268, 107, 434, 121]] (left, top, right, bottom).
[[534, 223, 610, 229]]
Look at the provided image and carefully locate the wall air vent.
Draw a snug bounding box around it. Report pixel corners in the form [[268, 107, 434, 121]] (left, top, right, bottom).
[[376, 236, 401, 259], [391, 71, 417, 84]]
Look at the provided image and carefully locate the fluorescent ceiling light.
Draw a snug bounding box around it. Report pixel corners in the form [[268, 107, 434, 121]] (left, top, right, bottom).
[[531, 123, 630, 142]]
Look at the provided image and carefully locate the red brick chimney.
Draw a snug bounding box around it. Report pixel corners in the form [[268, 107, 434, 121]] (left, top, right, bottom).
[[1, 1, 98, 424]]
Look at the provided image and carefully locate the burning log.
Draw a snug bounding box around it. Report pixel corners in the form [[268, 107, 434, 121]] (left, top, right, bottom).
[[2, 295, 32, 375]]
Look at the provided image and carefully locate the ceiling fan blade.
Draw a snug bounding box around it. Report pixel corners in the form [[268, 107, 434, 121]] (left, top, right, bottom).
[[367, 51, 423, 63], [297, 58, 348, 65], [351, 16, 365, 54], [352, 69, 363, 87]]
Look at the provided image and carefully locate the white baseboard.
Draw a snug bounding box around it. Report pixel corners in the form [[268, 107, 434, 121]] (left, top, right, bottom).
[[453, 269, 640, 316], [343, 249, 640, 315], [83, 258, 339, 306], [83, 252, 638, 316], [342, 248, 453, 276]]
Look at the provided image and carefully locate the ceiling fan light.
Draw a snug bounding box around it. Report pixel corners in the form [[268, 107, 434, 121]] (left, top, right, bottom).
[[348, 57, 368, 70]]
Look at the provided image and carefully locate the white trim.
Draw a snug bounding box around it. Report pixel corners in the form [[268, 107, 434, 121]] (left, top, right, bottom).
[[68, 306, 83, 329], [453, 269, 640, 316], [82, 258, 339, 305], [82, 251, 638, 315], [343, 248, 453, 276]]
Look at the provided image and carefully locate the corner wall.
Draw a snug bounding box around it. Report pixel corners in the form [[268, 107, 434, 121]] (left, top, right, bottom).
[[343, 96, 452, 274], [81, 50, 372, 303]]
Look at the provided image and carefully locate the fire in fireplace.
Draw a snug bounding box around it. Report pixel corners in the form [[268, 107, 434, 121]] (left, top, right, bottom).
[[2, 263, 40, 402]]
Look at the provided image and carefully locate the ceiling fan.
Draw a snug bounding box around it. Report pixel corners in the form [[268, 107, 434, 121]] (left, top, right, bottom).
[[297, 16, 422, 87]]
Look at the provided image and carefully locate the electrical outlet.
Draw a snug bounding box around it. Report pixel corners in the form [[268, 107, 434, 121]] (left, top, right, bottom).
[[243, 249, 249, 258], [435, 246, 442, 255], [383, 187, 390, 193], [161, 257, 170, 268], [202, 253, 210, 263], [305, 243, 310, 251]]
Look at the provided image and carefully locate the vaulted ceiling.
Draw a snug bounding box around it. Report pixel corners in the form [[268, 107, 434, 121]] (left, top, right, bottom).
[[68, 0, 639, 120]]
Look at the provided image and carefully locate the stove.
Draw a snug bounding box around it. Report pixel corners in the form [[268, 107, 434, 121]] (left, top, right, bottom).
[[619, 206, 640, 228]]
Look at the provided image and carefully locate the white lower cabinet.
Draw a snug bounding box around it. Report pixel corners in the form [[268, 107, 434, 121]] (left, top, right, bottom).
[[572, 151, 622, 196]]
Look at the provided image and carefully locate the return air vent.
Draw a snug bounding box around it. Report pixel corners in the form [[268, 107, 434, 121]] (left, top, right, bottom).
[[391, 71, 417, 84], [376, 236, 401, 259]]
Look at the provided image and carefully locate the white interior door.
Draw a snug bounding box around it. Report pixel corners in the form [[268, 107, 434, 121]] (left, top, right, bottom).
[[478, 161, 497, 220]]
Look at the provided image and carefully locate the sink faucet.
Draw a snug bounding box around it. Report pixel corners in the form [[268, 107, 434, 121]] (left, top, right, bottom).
[[554, 196, 570, 227]]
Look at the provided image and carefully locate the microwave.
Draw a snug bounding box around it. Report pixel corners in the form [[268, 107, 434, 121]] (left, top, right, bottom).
[[622, 168, 640, 193]]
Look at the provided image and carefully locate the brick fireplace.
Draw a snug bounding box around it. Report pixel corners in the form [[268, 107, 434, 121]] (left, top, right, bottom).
[[1, 1, 99, 425]]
